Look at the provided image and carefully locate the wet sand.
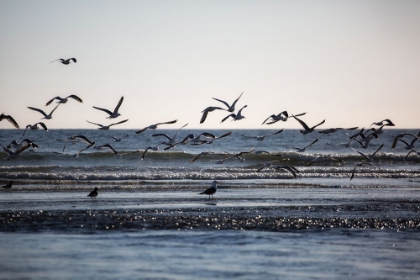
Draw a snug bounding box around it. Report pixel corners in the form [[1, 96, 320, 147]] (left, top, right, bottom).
[[1, 187, 419, 232]]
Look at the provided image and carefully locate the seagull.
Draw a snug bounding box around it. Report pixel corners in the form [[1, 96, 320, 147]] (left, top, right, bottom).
[[1, 181, 13, 190], [200, 106, 226, 124], [50, 58, 77, 65], [199, 180, 218, 199], [135, 119, 178, 134], [292, 115, 325, 135], [256, 160, 284, 172], [5, 139, 39, 150], [63, 135, 95, 152], [92, 96, 124, 119], [86, 119, 128, 130], [397, 137, 419, 150], [293, 138, 319, 152], [94, 144, 122, 157], [139, 145, 160, 160], [262, 112, 306, 125], [3, 143, 33, 160], [351, 144, 384, 162], [391, 132, 420, 149], [87, 187, 99, 199], [350, 162, 377, 181], [273, 165, 299, 178], [318, 127, 358, 135], [241, 129, 283, 141], [152, 123, 188, 147], [182, 132, 217, 145], [23, 122, 48, 136], [221, 105, 247, 123], [0, 113, 20, 129], [371, 119, 395, 127], [404, 150, 420, 161], [213, 92, 243, 112], [109, 134, 129, 142], [27, 104, 60, 120], [46, 95, 83, 106], [202, 131, 233, 145], [190, 151, 227, 162]]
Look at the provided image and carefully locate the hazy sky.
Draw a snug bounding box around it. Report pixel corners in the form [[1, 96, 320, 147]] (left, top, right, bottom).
[[1, 0, 419, 130]]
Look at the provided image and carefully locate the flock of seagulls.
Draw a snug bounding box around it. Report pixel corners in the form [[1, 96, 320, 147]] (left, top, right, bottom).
[[1, 58, 419, 199]]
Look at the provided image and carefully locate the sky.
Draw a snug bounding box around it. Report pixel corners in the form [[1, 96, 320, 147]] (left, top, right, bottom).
[[1, 0, 419, 130]]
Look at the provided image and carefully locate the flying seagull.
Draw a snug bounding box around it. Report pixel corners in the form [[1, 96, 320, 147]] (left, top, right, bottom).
[[92, 96, 124, 119], [293, 138, 319, 152], [370, 119, 395, 127], [199, 180, 218, 199], [86, 119, 128, 130], [221, 105, 247, 123], [135, 119, 178, 134], [351, 144, 384, 162], [262, 112, 306, 125], [213, 92, 243, 112], [241, 129, 283, 141], [200, 106, 226, 124], [50, 58, 77, 65], [23, 122, 48, 136], [87, 187, 99, 199], [350, 162, 377, 181], [109, 134, 129, 142], [318, 127, 358, 135], [0, 113, 19, 129], [63, 135, 95, 152], [27, 104, 60, 120], [46, 95, 83, 106], [292, 115, 325, 135], [94, 144, 122, 157]]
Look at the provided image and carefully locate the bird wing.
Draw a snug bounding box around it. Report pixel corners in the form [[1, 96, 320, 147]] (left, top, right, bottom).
[[109, 119, 128, 127], [292, 115, 310, 131], [221, 114, 234, 123], [28, 107, 47, 117], [113, 96, 124, 113], [371, 144, 384, 158], [200, 110, 209, 124], [1, 114, 20, 129], [86, 120, 103, 128], [135, 127, 148, 134], [230, 92, 243, 109], [46, 96, 59, 106], [70, 58, 77, 63], [49, 104, 60, 116], [312, 119, 326, 129], [38, 122, 48, 131], [92, 106, 113, 116], [212, 97, 230, 110], [152, 133, 172, 141], [158, 119, 178, 126], [304, 138, 319, 149], [68, 95, 83, 103], [262, 115, 275, 125]]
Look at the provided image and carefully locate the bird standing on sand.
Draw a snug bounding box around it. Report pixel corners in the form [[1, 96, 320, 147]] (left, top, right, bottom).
[[0, 113, 20, 129], [1, 181, 13, 190], [199, 180, 218, 199], [87, 187, 99, 199], [50, 58, 77, 65], [93, 96, 124, 119]]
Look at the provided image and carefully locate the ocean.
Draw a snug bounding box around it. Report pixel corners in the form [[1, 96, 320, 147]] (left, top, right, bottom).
[[0, 127, 419, 279]]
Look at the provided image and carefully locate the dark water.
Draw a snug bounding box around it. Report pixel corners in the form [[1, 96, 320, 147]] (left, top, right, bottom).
[[1, 128, 419, 279]]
